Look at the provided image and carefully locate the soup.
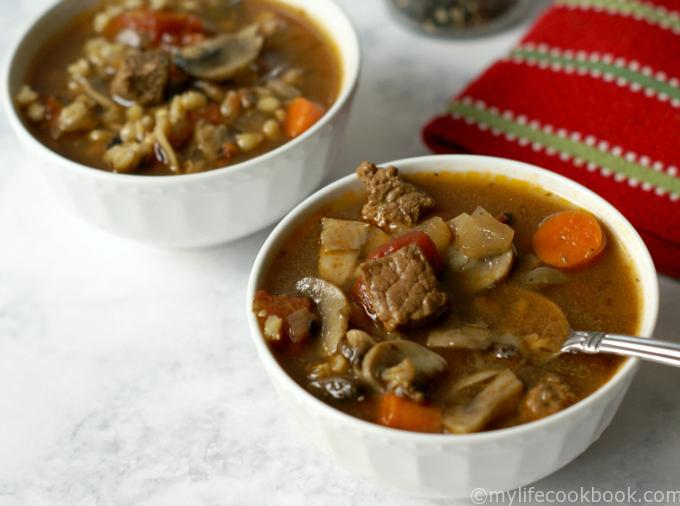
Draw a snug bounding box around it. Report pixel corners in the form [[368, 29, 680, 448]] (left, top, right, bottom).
[[14, 0, 341, 175], [253, 162, 641, 434]]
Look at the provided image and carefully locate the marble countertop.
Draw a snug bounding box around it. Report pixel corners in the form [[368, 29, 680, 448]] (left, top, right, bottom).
[[1, 1, 679, 505]]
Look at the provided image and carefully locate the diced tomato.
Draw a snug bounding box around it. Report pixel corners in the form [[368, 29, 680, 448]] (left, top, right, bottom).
[[253, 290, 317, 346], [105, 10, 206, 48], [202, 102, 223, 125], [367, 230, 443, 272], [186, 103, 225, 128]]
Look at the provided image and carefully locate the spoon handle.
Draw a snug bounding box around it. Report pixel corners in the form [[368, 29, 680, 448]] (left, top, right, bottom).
[[561, 331, 680, 368]]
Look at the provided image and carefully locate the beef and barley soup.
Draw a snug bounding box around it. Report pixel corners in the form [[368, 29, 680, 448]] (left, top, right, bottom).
[[15, 0, 340, 175], [253, 162, 641, 434]]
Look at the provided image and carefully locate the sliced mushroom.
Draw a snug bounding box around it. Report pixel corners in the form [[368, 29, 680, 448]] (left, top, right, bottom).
[[472, 286, 571, 358], [174, 25, 264, 81], [446, 245, 515, 293], [361, 340, 447, 393], [426, 324, 492, 350], [311, 376, 360, 401], [296, 277, 350, 355], [340, 329, 376, 364], [443, 369, 524, 434], [520, 266, 568, 287]]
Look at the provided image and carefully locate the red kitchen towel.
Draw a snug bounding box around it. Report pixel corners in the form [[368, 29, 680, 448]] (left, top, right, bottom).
[[423, 0, 680, 278]]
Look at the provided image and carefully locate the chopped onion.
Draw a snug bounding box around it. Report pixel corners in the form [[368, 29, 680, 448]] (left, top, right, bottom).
[[443, 369, 524, 434], [287, 307, 317, 343], [449, 207, 514, 259], [451, 369, 502, 393], [426, 325, 492, 350], [521, 266, 568, 287]]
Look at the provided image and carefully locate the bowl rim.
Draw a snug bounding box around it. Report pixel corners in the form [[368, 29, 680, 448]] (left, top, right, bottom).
[[2, 0, 361, 184], [246, 154, 660, 443]]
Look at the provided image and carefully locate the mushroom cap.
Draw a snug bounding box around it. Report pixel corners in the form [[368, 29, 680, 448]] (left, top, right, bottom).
[[361, 339, 447, 390], [174, 24, 264, 81]]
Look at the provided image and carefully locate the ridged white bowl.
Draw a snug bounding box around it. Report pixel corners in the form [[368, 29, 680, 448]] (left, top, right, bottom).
[[247, 155, 659, 498], [4, 0, 360, 248]]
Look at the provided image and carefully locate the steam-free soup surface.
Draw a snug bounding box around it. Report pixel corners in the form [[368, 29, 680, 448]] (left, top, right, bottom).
[[254, 166, 641, 433], [16, 0, 340, 175]]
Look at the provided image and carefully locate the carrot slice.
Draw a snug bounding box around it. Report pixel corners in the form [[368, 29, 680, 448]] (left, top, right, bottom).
[[285, 97, 325, 138], [378, 394, 442, 433], [532, 210, 607, 269]]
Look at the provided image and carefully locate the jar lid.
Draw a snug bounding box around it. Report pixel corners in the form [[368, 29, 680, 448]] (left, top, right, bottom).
[[386, 0, 533, 38]]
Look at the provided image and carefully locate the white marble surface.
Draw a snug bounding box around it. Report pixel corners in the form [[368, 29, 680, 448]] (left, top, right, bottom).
[[1, 1, 679, 505]]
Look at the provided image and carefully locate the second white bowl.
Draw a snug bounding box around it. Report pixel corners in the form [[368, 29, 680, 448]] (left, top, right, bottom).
[[247, 154, 659, 498], [4, 0, 361, 248]]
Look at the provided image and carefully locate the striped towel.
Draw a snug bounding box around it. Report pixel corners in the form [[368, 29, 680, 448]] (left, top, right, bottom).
[[423, 0, 680, 278]]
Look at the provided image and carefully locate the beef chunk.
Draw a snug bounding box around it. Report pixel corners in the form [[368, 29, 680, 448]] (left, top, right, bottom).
[[357, 161, 435, 231], [357, 244, 448, 331], [110, 50, 170, 106], [520, 373, 577, 422]]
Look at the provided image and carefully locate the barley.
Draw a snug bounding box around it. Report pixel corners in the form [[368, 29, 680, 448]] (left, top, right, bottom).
[[126, 104, 144, 121], [169, 95, 185, 124], [282, 68, 304, 86], [257, 96, 280, 113], [235, 132, 264, 152], [26, 102, 46, 122], [180, 0, 200, 11], [58, 99, 96, 132], [150, 0, 170, 9], [16, 85, 38, 106], [93, 6, 123, 33], [220, 91, 241, 120], [139, 134, 155, 158], [262, 119, 281, 140], [120, 122, 135, 142], [134, 120, 147, 141], [181, 91, 207, 111], [103, 142, 143, 173], [101, 107, 124, 129], [88, 129, 111, 142], [67, 59, 90, 79], [140, 115, 154, 130]]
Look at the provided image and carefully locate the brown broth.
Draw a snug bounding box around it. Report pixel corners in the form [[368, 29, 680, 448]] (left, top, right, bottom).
[[262, 172, 642, 431]]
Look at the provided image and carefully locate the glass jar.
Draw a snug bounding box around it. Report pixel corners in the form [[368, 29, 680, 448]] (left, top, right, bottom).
[[386, 0, 532, 38]]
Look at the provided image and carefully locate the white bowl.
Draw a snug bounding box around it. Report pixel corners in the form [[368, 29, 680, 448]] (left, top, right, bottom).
[[247, 155, 659, 498], [4, 0, 360, 248]]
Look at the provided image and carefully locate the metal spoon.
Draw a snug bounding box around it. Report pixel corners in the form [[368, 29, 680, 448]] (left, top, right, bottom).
[[561, 331, 680, 367]]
